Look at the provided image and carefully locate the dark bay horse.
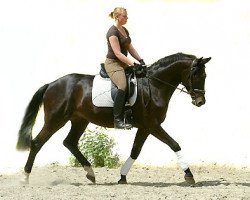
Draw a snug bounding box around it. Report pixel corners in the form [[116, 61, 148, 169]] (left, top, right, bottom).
[[16, 53, 211, 185]]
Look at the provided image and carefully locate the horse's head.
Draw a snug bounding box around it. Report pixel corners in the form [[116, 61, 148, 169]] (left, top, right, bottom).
[[182, 57, 211, 107]]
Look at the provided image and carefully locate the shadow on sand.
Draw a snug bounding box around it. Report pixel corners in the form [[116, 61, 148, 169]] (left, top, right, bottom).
[[63, 180, 250, 188]]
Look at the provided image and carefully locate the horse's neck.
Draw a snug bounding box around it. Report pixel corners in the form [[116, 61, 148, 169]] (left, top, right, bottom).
[[153, 62, 186, 88], [146, 62, 188, 110], [152, 61, 191, 101]]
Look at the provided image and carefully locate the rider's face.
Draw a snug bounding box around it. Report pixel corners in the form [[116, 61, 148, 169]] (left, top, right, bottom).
[[117, 11, 128, 25]]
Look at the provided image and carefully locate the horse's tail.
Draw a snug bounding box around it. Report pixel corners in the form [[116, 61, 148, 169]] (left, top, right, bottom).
[[16, 84, 49, 151]]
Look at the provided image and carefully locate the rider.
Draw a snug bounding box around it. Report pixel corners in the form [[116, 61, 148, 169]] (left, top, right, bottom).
[[105, 7, 145, 129]]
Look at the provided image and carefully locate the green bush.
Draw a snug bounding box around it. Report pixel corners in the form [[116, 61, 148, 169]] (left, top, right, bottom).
[[69, 126, 120, 168]]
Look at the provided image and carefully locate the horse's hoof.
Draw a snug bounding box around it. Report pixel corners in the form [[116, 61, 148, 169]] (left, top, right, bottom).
[[20, 179, 29, 185], [118, 179, 127, 184], [20, 172, 29, 184], [118, 175, 127, 184], [84, 166, 95, 184], [184, 175, 195, 186], [86, 174, 96, 184]]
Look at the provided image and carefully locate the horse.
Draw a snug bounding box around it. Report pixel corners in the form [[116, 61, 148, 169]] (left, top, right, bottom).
[[16, 52, 211, 185]]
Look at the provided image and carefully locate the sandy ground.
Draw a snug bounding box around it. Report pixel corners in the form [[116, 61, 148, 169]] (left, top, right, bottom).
[[0, 163, 249, 200]]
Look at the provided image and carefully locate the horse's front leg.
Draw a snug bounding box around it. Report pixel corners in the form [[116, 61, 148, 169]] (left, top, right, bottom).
[[151, 125, 195, 185], [118, 128, 149, 184]]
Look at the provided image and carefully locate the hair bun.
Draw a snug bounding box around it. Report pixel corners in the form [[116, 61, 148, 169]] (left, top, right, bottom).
[[109, 11, 114, 19]]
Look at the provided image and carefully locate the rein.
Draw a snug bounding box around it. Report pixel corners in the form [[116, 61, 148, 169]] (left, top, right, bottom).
[[146, 74, 189, 94]]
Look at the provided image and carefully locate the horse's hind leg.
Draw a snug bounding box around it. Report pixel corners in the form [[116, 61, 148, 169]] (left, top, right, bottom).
[[22, 121, 65, 184], [63, 118, 95, 183], [151, 125, 195, 185]]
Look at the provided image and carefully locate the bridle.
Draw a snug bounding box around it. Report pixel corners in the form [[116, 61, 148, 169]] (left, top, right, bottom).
[[186, 59, 206, 98], [146, 58, 205, 97]]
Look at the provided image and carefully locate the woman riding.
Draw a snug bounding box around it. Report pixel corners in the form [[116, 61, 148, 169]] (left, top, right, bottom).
[[105, 7, 145, 129]]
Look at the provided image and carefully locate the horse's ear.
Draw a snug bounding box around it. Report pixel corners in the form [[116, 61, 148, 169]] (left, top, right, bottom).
[[201, 57, 211, 65], [197, 57, 203, 63]]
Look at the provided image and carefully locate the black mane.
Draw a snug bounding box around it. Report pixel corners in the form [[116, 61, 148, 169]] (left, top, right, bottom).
[[149, 53, 196, 71]]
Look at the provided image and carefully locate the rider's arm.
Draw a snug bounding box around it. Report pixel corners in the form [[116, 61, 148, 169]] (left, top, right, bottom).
[[128, 43, 142, 62], [109, 36, 134, 66]]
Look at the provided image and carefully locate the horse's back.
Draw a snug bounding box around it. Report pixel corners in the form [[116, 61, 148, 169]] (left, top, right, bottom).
[[47, 73, 94, 90], [43, 73, 94, 114]]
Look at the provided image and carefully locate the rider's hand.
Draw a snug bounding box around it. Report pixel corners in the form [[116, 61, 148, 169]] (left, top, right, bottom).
[[139, 59, 146, 66], [132, 62, 147, 78], [132, 62, 141, 68]]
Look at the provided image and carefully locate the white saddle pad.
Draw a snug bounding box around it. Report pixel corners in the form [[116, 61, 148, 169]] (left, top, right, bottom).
[[92, 75, 137, 107]]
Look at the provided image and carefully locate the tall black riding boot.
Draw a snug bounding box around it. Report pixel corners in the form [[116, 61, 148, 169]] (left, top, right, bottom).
[[113, 89, 132, 129]]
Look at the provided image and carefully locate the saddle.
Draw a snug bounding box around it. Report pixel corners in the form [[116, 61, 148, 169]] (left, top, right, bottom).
[[99, 63, 147, 103], [92, 64, 147, 125]]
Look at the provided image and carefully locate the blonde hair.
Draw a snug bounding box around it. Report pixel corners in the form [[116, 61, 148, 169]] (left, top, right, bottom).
[[109, 7, 126, 19]]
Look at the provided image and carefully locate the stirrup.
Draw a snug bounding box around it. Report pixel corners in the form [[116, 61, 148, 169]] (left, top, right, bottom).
[[114, 119, 132, 129]]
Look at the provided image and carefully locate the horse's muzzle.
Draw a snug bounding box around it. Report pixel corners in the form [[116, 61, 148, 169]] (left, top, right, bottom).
[[192, 96, 206, 107]]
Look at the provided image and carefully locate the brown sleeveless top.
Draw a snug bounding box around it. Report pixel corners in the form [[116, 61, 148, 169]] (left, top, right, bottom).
[[106, 25, 131, 59]]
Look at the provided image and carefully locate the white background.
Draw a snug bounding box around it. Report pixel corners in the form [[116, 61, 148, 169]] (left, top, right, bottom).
[[0, 0, 249, 173]]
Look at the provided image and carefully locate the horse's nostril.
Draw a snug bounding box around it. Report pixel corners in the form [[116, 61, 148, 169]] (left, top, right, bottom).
[[194, 97, 205, 107], [198, 99, 206, 107], [197, 102, 203, 107]]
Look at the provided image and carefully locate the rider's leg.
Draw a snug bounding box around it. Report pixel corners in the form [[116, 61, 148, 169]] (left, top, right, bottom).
[[104, 58, 132, 129]]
